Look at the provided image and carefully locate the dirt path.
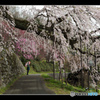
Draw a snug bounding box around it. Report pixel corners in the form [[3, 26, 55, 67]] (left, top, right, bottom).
[[3, 74, 55, 94]]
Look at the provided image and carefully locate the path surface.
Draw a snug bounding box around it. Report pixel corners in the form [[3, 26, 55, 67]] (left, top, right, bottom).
[[3, 74, 55, 94], [48, 73, 70, 80]]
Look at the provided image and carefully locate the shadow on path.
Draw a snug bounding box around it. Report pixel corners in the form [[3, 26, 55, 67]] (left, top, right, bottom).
[[3, 74, 55, 94]]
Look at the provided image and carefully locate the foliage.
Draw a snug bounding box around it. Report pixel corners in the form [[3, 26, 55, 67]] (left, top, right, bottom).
[[31, 60, 54, 72], [42, 74, 100, 94], [20, 56, 29, 66], [20, 55, 59, 72], [42, 74, 87, 94]]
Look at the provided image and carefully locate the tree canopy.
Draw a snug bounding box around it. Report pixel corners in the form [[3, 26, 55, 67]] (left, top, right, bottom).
[[0, 5, 100, 87]]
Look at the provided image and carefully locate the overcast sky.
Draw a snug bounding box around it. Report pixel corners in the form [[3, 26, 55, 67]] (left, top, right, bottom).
[[33, 5, 44, 9], [13, 5, 44, 10]]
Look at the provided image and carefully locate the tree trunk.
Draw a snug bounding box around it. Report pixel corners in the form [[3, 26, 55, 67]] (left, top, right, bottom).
[[88, 70, 90, 90], [80, 36, 84, 88], [53, 61, 55, 80], [64, 66, 67, 85], [59, 67, 61, 81]]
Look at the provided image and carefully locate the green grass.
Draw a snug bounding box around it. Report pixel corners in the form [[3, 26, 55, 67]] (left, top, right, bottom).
[[41, 74, 100, 95], [25, 66, 54, 75]]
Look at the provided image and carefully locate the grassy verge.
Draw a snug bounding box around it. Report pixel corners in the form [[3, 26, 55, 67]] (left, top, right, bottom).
[[0, 73, 25, 94], [41, 74, 100, 95], [25, 66, 53, 75]]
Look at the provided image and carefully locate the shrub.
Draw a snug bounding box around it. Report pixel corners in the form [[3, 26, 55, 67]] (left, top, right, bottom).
[[39, 61, 46, 71], [32, 60, 41, 72], [20, 57, 54, 72], [20, 56, 29, 66], [31, 60, 54, 72]]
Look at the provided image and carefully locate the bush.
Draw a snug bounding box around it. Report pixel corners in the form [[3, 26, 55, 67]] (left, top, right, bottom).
[[20, 56, 29, 66], [20, 57, 55, 72], [45, 63, 52, 71], [32, 60, 41, 72], [39, 61, 46, 71], [31, 60, 54, 72]]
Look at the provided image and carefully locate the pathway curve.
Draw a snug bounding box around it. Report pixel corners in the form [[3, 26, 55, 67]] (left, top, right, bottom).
[[3, 74, 55, 94]]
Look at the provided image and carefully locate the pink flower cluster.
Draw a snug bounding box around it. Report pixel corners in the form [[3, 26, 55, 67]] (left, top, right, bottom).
[[14, 29, 65, 61]]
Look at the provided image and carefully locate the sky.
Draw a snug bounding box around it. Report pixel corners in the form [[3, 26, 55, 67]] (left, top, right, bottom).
[[33, 5, 44, 9], [14, 5, 44, 10], [34, 5, 100, 9], [9, 5, 45, 20]]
